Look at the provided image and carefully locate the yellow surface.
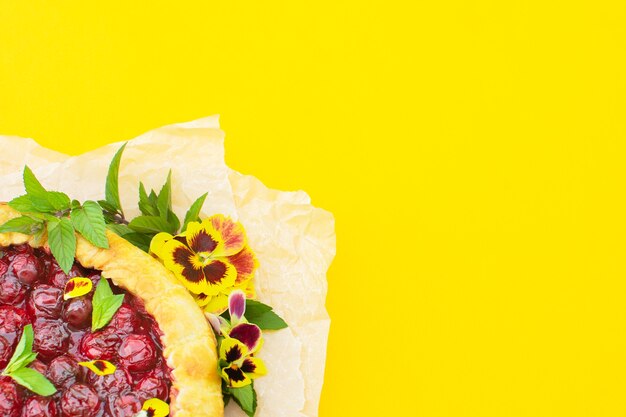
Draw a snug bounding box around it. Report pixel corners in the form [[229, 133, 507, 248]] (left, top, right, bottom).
[[1, 1, 626, 416]]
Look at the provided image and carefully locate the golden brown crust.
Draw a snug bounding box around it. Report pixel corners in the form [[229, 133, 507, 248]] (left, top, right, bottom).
[[0, 204, 224, 417]]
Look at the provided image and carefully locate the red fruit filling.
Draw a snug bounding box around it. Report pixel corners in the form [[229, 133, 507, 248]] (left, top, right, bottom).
[[0, 244, 172, 416]]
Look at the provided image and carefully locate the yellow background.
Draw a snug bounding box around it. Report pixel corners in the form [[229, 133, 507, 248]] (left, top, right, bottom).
[[1, 1, 625, 416]]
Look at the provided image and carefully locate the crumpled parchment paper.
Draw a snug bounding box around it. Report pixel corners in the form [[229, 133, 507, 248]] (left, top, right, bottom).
[[0, 116, 336, 417]]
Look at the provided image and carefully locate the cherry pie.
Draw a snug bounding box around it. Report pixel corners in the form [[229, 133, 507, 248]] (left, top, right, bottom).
[[0, 204, 223, 417]]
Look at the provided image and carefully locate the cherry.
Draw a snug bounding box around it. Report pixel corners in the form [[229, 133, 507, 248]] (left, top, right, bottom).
[[22, 396, 58, 417], [47, 355, 82, 389], [11, 253, 42, 285], [62, 298, 92, 329], [79, 328, 121, 360], [28, 359, 47, 375], [105, 392, 143, 416], [28, 285, 63, 319], [33, 320, 70, 360], [0, 273, 27, 305], [0, 336, 13, 370], [135, 371, 169, 401], [60, 384, 100, 417], [0, 306, 30, 334], [109, 303, 141, 334], [87, 368, 131, 396], [47, 265, 84, 289], [118, 334, 157, 372], [0, 377, 21, 417]]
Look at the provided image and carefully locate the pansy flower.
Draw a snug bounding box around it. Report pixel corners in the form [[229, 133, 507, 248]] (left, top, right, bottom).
[[214, 291, 267, 387], [150, 215, 258, 307]]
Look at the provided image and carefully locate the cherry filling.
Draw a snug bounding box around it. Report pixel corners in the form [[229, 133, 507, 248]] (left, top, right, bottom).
[[0, 244, 172, 417]]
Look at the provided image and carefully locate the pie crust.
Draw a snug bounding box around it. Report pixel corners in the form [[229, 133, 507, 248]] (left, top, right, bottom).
[[0, 203, 224, 417]]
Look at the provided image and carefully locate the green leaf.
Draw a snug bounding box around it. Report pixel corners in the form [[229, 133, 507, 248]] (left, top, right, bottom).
[[46, 191, 71, 211], [183, 193, 208, 231], [157, 171, 173, 221], [121, 233, 152, 252], [105, 143, 127, 215], [229, 383, 257, 417], [0, 216, 43, 235], [8, 367, 56, 396], [8, 195, 36, 212], [93, 274, 114, 303], [243, 300, 274, 318], [4, 324, 35, 374], [23, 166, 49, 199], [91, 278, 124, 331], [138, 183, 159, 216], [23, 166, 70, 212], [221, 300, 288, 330], [97, 199, 118, 214], [248, 310, 288, 330], [128, 215, 176, 234], [47, 217, 76, 274], [70, 201, 109, 249], [106, 223, 133, 236], [167, 209, 180, 234]]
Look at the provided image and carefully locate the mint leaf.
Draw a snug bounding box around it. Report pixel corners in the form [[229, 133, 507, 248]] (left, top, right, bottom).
[[4, 324, 35, 374], [221, 300, 288, 330], [247, 310, 288, 330], [242, 300, 273, 317], [0, 216, 43, 235], [45, 191, 71, 211], [2, 324, 56, 396], [106, 224, 151, 252], [47, 217, 76, 274], [182, 193, 208, 232], [97, 199, 118, 214], [9, 367, 56, 396], [157, 171, 172, 220], [23, 166, 70, 212], [105, 143, 127, 215], [106, 223, 133, 237], [229, 383, 257, 417], [8, 195, 36, 212], [138, 183, 159, 216], [23, 166, 49, 200], [92, 278, 124, 331], [121, 233, 152, 252], [70, 201, 109, 249], [128, 215, 176, 234]]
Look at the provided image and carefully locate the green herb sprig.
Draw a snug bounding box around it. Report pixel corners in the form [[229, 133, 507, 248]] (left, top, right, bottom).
[[1, 324, 56, 396], [226, 383, 257, 417], [98, 144, 208, 251], [0, 166, 108, 273], [91, 277, 125, 331]]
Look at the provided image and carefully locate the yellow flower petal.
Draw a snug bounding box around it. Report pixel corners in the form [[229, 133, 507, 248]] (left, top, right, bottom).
[[63, 277, 93, 300], [203, 292, 229, 314], [193, 292, 211, 308], [209, 214, 247, 257], [149, 232, 174, 260], [220, 337, 249, 363], [78, 360, 116, 376], [228, 245, 259, 285], [161, 238, 209, 294], [240, 356, 268, 379], [186, 219, 222, 256], [222, 364, 252, 388], [142, 398, 170, 417], [202, 258, 237, 296]]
